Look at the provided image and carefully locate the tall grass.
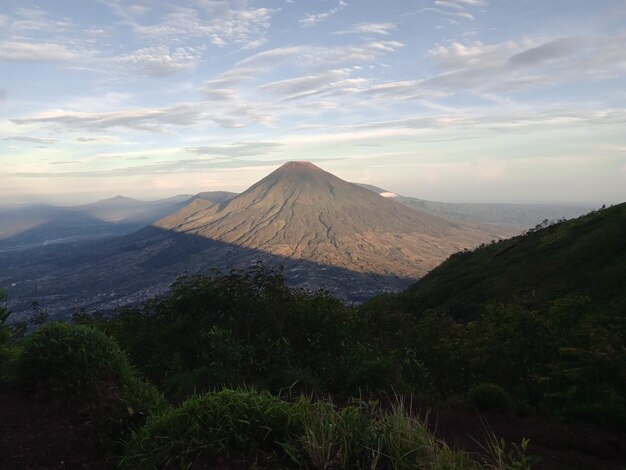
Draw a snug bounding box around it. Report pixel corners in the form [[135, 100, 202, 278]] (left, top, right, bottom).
[[123, 389, 531, 469]]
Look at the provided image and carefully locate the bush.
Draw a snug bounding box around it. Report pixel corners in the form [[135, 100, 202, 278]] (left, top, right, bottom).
[[15, 322, 166, 445], [122, 388, 298, 469], [468, 383, 513, 413], [347, 356, 402, 394], [17, 323, 132, 396], [124, 389, 526, 470]]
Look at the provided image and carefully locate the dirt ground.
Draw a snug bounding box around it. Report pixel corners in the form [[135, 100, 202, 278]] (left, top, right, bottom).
[[428, 407, 625, 470], [0, 387, 114, 470]]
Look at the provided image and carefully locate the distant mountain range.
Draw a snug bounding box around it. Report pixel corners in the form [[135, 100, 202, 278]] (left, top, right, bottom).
[[356, 183, 593, 233], [0, 161, 600, 319], [0, 192, 236, 252]]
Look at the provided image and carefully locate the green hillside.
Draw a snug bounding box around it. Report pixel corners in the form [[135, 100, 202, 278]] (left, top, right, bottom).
[[361, 203, 626, 432], [387, 202, 626, 319]]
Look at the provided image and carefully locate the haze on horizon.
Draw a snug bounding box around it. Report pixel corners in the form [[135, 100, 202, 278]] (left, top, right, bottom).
[[1, 0, 626, 206]]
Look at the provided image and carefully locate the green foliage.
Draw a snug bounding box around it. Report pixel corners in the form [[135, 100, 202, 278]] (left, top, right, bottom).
[[363, 206, 626, 429], [122, 388, 298, 469], [0, 290, 26, 385], [289, 398, 377, 468], [0, 288, 8, 325], [15, 322, 167, 445], [17, 322, 132, 395], [124, 389, 530, 469], [468, 384, 513, 413], [93, 265, 390, 398]]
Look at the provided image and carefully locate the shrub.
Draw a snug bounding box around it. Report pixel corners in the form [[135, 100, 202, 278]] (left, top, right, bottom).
[[0, 339, 21, 385], [468, 383, 513, 413], [15, 322, 166, 445], [124, 388, 530, 470], [122, 388, 298, 469], [17, 322, 132, 396], [347, 356, 402, 394]]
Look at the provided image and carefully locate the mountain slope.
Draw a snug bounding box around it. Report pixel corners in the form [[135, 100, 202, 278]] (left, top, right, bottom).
[[376, 203, 626, 318], [156, 161, 490, 278]]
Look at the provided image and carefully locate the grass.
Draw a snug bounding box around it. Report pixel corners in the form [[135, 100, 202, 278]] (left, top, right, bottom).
[[122, 389, 531, 469]]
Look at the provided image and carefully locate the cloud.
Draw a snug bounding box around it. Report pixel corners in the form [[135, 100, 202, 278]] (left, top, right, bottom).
[[349, 108, 626, 134], [232, 41, 403, 74], [336, 22, 397, 35], [76, 136, 116, 142], [11, 103, 210, 133], [232, 46, 305, 70], [11, 157, 296, 178], [409, 0, 486, 22], [116, 46, 199, 76], [411, 7, 475, 21], [427, 40, 509, 69], [0, 41, 77, 61], [201, 87, 238, 102], [435, 0, 487, 8], [3, 136, 57, 144], [3, 7, 73, 34], [299, 1, 347, 27], [421, 33, 626, 94], [186, 142, 282, 157], [131, 5, 273, 48], [507, 38, 580, 67], [261, 70, 350, 98]]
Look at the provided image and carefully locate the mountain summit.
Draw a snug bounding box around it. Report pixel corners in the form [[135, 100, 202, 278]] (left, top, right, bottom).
[[155, 161, 488, 278]]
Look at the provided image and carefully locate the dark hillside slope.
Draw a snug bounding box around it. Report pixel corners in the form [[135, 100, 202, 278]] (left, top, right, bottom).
[[381, 203, 626, 318]]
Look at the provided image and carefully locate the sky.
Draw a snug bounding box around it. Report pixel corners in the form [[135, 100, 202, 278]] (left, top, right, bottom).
[[1, 0, 626, 205]]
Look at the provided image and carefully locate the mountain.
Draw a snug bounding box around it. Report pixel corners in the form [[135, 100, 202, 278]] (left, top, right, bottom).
[[357, 183, 593, 233], [0, 192, 233, 253], [155, 161, 491, 278], [370, 202, 626, 319], [1, 162, 497, 318]]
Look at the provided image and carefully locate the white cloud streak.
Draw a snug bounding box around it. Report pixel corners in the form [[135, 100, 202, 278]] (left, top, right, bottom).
[[0, 41, 78, 61], [299, 0, 348, 27]]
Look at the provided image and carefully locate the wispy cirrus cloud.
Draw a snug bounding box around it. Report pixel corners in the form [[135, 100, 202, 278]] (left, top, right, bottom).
[[3, 7, 74, 34], [10, 103, 209, 133], [0, 40, 78, 61], [261, 70, 351, 99], [186, 142, 282, 157], [3, 135, 57, 144], [409, 0, 487, 22], [115, 46, 200, 76], [335, 22, 397, 36], [129, 4, 273, 47], [423, 33, 626, 93], [299, 1, 347, 27], [75, 136, 117, 143]]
